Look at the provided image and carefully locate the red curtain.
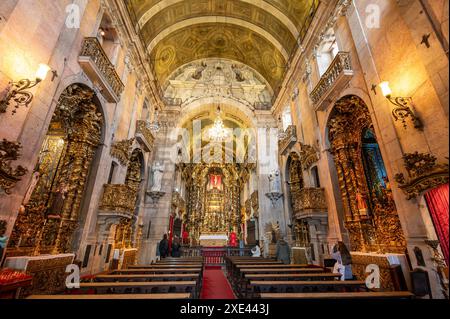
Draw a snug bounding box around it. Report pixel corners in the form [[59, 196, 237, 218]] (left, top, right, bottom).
[[425, 183, 449, 265], [168, 215, 174, 252]]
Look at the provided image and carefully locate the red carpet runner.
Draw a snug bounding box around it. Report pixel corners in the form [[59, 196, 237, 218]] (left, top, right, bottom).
[[200, 266, 236, 299]]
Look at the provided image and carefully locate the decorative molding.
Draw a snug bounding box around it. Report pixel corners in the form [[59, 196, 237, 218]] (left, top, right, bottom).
[[98, 184, 137, 218], [299, 143, 319, 170], [110, 138, 135, 166], [0, 139, 28, 195], [395, 152, 449, 199], [265, 192, 283, 207]]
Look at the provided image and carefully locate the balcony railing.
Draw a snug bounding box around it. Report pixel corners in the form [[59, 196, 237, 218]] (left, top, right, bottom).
[[293, 188, 327, 219], [98, 184, 137, 218], [79, 37, 125, 103], [278, 125, 297, 155], [135, 120, 155, 152], [310, 52, 353, 111]]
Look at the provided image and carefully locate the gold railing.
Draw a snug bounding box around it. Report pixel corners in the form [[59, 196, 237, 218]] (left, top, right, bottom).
[[135, 120, 155, 152], [310, 52, 353, 107], [99, 184, 137, 217], [79, 37, 124, 101], [278, 125, 297, 155], [294, 188, 327, 212]]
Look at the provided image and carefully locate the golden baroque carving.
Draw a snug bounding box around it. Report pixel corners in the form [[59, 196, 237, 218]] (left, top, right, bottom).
[[295, 188, 327, 211], [110, 138, 135, 166], [299, 143, 319, 170], [0, 139, 28, 194], [395, 152, 449, 199], [99, 184, 137, 217]]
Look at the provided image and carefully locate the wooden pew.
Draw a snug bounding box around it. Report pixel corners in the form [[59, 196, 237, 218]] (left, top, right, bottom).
[[129, 264, 202, 269], [73, 281, 198, 298], [236, 268, 341, 296], [93, 273, 202, 296], [27, 293, 191, 299], [249, 280, 367, 298], [260, 291, 414, 299], [110, 268, 202, 275], [232, 265, 325, 286]]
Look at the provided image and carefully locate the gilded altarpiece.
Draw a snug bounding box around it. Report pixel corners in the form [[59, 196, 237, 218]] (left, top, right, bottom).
[[7, 84, 103, 256], [183, 163, 244, 244], [114, 149, 142, 252], [328, 95, 406, 253]]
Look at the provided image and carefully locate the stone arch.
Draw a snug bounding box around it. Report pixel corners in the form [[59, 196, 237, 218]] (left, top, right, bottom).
[[327, 95, 406, 253]]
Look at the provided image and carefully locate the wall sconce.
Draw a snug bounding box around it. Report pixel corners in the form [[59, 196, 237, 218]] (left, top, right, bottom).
[[0, 63, 51, 115], [379, 81, 423, 130]]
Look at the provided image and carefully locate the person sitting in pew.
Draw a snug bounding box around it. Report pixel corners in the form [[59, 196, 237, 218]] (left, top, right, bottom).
[[275, 237, 291, 264], [331, 241, 353, 280], [251, 241, 261, 257]]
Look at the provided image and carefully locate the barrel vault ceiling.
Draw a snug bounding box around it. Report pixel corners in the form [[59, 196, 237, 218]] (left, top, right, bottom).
[[124, 0, 319, 101]]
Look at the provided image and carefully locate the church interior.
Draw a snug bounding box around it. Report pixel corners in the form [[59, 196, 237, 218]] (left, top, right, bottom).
[[0, 0, 448, 301]]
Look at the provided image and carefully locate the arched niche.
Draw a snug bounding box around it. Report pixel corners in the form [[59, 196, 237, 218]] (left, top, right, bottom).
[[327, 95, 406, 253], [7, 84, 104, 256]]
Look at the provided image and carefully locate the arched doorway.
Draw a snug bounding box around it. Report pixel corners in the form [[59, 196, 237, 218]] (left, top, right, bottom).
[[327, 95, 406, 253], [7, 84, 104, 256]]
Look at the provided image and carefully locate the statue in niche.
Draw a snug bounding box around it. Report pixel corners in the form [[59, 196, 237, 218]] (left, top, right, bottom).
[[150, 161, 164, 192], [48, 182, 69, 217], [268, 169, 282, 193], [355, 192, 369, 217], [232, 64, 245, 82], [192, 62, 206, 80], [22, 161, 41, 206]]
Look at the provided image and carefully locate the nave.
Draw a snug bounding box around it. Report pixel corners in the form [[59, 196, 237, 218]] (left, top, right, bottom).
[[23, 254, 413, 300]]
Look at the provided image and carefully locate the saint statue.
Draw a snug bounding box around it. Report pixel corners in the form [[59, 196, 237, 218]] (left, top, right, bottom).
[[268, 169, 282, 193], [23, 167, 41, 206], [49, 182, 69, 216], [356, 192, 369, 217], [150, 161, 164, 192]]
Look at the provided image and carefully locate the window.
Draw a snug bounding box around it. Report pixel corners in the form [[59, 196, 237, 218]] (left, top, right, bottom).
[[97, 14, 120, 65], [316, 28, 339, 77], [142, 100, 150, 121], [311, 166, 321, 188], [108, 162, 118, 184], [281, 106, 292, 131]]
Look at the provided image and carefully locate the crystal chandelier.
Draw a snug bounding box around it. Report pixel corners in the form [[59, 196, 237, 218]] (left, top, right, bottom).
[[207, 106, 229, 142]]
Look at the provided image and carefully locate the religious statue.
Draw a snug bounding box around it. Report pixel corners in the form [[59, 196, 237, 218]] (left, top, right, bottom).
[[48, 182, 69, 216], [22, 162, 41, 206], [356, 192, 369, 217], [268, 169, 282, 193], [151, 161, 164, 192]]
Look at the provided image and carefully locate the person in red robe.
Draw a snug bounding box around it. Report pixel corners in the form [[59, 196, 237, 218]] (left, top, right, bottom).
[[182, 230, 189, 245], [229, 232, 237, 247]]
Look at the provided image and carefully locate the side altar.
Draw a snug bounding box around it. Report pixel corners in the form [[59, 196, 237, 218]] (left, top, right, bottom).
[[199, 232, 228, 247]]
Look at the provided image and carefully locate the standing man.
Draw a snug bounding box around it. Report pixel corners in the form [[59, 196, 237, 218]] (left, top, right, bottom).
[[159, 234, 169, 259], [275, 236, 291, 264]]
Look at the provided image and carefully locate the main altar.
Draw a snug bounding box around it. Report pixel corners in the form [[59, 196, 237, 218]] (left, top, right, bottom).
[[199, 232, 228, 247]]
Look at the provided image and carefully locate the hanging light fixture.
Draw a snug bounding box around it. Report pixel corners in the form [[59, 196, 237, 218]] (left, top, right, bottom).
[[207, 105, 229, 142], [148, 106, 160, 133], [277, 115, 287, 140]]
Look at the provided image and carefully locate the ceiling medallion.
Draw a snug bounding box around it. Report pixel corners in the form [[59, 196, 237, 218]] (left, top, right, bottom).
[[207, 106, 229, 143]]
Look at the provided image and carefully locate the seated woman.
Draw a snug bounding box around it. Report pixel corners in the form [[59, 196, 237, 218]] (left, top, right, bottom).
[[331, 241, 353, 280], [251, 241, 261, 257]]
